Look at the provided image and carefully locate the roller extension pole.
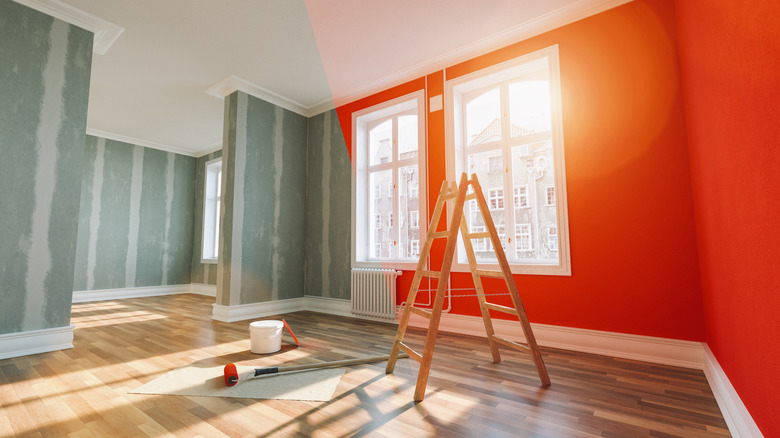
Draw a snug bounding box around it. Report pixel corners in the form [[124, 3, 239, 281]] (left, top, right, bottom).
[[224, 353, 408, 386]]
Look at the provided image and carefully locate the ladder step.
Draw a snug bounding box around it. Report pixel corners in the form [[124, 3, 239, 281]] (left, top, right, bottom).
[[409, 306, 432, 319], [442, 191, 459, 200], [465, 192, 477, 201], [430, 231, 449, 239], [484, 302, 519, 316], [399, 342, 423, 363], [489, 335, 530, 351], [418, 270, 441, 279], [475, 269, 505, 278], [466, 231, 491, 239]]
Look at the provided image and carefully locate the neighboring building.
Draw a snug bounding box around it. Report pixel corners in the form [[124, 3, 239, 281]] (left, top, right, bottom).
[[467, 119, 558, 262]]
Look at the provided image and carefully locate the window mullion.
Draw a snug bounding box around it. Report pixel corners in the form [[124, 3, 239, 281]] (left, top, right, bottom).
[[392, 116, 400, 259], [500, 85, 515, 262]]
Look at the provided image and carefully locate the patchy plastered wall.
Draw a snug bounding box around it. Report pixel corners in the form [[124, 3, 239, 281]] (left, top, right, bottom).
[[73, 136, 195, 291], [305, 110, 352, 299], [190, 149, 223, 286], [217, 91, 307, 305], [0, 1, 92, 334]]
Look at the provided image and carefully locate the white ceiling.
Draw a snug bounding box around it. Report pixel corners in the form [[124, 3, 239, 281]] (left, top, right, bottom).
[[39, 0, 629, 156]]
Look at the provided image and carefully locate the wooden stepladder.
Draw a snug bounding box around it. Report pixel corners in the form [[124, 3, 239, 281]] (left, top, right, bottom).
[[385, 172, 551, 402]]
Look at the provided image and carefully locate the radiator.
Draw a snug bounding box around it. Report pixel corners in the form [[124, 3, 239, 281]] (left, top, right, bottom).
[[350, 268, 400, 321]]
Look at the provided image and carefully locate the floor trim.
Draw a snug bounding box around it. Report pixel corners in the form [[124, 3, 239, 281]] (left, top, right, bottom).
[[72, 285, 192, 303], [701, 345, 763, 437], [405, 311, 705, 369], [189, 283, 217, 297], [0, 325, 74, 360], [211, 298, 307, 322]]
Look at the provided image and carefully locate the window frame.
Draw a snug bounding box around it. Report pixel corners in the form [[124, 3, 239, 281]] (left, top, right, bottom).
[[201, 157, 222, 264], [444, 45, 571, 276], [351, 91, 427, 269]]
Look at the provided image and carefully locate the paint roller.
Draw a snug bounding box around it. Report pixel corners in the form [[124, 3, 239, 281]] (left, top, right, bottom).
[[223, 353, 409, 386]]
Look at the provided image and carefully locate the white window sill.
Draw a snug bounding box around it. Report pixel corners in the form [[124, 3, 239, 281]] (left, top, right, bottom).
[[353, 260, 419, 271], [201, 258, 218, 265]]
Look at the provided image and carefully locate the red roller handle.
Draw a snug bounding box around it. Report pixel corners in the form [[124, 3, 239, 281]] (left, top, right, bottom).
[[282, 319, 300, 346]]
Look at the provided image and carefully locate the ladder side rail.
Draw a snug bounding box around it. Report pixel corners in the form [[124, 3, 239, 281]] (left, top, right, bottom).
[[470, 174, 551, 386], [413, 176, 470, 401], [386, 180, 449, 373]]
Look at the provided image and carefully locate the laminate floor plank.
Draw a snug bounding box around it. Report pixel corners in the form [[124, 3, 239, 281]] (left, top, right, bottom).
[[0, 294, 729, 437]]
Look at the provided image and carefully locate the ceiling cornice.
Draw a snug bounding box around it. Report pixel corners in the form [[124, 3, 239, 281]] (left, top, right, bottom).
[[205, 75, 336, 118], [86, 128, 196, 157], [329, 0, 634, 108], [12, 0, 124, 55], [193, 143, 224, 158]]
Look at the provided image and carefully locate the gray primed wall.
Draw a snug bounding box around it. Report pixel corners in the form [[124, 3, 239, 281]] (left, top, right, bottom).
[[191, 149, 222, 285], [305, 110, 352, 299], [73, 136, 195, 291], [0, 1, 92, 334], [217, 91, 308, 306]]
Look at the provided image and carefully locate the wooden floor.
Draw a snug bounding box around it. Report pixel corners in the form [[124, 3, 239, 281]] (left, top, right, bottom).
[[0, 294, 729, 437]]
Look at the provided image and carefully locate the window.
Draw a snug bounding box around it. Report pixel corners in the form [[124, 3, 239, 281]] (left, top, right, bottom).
[[547, 226, 558, 251], [409, 181, 419, 199], [353, 92, 426, 265], [202, 158, 222, 262], [471, 225, 489, 251], [488, 188, 504, 210], [410, 210, 419, 228], [545, 186, 555, 206], [516, 223, 532, 253], [514, 185, 529, 208], [446, 45, 570, 275], [410, 240, 420, 256]]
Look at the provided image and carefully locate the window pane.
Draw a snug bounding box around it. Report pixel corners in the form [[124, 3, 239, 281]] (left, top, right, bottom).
[[369, 119, 392, 166], [466, 150, 506, 262], [466, 88, 501, 146], [369, 170, 394, 258], [509, 81, 551, 136], [511, 140, 558, 263], [398, 165, 419, 259], [398, 115, 418, 160]]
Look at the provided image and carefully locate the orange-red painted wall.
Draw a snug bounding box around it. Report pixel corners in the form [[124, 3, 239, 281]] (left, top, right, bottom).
[[675, 0, 780, 435], [339, 0, 705, 341]]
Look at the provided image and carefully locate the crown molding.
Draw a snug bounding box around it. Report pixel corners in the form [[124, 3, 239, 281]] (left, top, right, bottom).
[[86, 128, 196, 157], [306, 98, 337, 117], [330, 0, 634, 107], [205, 75, 309, 117], [12, 0, 124, 55], [205, 75, 335, 118], [193, 142, 223, 158]]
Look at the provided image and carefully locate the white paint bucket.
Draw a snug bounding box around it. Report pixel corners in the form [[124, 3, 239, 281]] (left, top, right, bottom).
[[249, 320, 284, 354]]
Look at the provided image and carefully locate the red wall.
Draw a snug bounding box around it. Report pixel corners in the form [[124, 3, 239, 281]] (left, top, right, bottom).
[[675, 0, 780, 435], [339, 0, 705, 341]]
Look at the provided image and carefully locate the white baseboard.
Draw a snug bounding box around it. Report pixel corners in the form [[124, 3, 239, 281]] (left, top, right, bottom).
[[702, 345, 763, 437], [406, 311, 705, 369], [189, 283, 217, 297], [0, 325, 75, 360], [72, 284, 192, 303], [303, 296, 353, 317], [210, 296, 357, 323], [211, 298, 307, 322]]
